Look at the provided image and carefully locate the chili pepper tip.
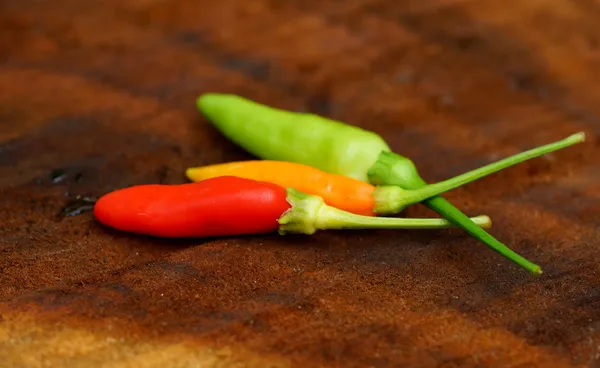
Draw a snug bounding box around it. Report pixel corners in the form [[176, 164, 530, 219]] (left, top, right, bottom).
[[568, 132, 585, 143]]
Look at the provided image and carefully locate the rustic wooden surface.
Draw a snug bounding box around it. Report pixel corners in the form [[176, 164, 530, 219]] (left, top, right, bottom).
[[1, 0, 600, 367]]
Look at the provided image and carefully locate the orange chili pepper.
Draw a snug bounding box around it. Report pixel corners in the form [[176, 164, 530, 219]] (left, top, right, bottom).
[[187, 161, 379, 216], [185, 159, 495, 218]]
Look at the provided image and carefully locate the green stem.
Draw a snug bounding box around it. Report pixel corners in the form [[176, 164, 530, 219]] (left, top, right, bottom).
[[386, 177, 542, 274], [277, 188, 492, 235], [370, 132, 585, 215], [426, 194, 544, 273], [364, 134, 585, 275]]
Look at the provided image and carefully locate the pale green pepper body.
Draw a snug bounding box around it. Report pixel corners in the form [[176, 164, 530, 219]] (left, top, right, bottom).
[[198, 94, 390, 182]]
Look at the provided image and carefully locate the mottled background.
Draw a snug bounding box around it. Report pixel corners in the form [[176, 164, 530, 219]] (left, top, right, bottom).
[[1, 0, 599, 367]]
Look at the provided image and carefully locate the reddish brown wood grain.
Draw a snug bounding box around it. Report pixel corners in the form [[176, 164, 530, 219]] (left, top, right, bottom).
[[1, 0, 599, 367]]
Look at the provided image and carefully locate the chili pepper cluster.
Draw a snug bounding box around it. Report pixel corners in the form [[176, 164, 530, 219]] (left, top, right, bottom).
[[94, 93, 586, 275]]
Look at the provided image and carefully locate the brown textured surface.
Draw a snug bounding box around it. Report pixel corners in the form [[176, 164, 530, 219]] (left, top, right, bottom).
[[1, 0, 600, 367]]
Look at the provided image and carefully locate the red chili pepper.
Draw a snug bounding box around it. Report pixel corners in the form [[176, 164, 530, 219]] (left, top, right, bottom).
[[93, 176, 492, 238], [93, 176, 290, 238]]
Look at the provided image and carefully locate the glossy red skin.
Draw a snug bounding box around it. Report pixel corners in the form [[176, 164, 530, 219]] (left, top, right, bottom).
[[93, 176, 291, 238]]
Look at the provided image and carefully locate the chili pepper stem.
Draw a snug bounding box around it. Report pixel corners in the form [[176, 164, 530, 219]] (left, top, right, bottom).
[[279, 190, 538, 273], [278, 188, 492, 235], [363, 133, 585, 276], [370, 132, 585, 216], [369, 133, 585, 187], [394, 177, 542, 275]]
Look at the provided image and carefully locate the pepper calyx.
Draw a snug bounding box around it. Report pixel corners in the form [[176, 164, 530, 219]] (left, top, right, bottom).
[[367, 151, 424, 188], [372, 186, 411, 215], [277, 188, 325, 235], [279, 188, 495, 232]]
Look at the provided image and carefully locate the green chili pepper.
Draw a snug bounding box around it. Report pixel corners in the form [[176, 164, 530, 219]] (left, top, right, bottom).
[[196, 93, 585, 275]]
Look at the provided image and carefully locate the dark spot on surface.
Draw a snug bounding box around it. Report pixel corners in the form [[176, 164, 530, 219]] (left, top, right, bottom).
[[170, 145, 182, 156], [454, 35, 481, 50], [508, 70, 538, 91], [156, 165, 169, 184], [46, 167, 86, 185], [103, 283, 134, 296], [221, 58, 271, 81], [305, 89, 333, 116], [50, 168, 67, 183], [177, 30, 204, 46], [60, 195, 97, 217]]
